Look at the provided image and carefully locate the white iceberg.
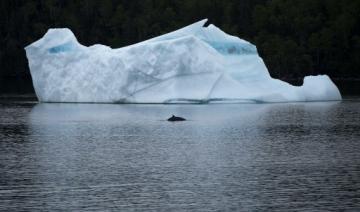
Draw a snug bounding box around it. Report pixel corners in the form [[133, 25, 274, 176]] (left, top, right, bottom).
[[25, 19, 341, 103]]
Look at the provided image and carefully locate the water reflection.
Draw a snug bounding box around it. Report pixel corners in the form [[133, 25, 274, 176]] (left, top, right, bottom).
[[1, 101, 360, 211]]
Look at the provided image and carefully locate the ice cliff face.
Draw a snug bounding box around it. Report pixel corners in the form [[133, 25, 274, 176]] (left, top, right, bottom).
[[25, 19, 342, 103]]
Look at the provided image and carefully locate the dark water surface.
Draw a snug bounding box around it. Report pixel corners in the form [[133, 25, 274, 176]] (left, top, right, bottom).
[[1, 99, 360, 211]]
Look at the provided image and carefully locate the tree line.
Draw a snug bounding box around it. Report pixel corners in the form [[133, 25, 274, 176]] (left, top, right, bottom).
[[1, 0, 359, 81]]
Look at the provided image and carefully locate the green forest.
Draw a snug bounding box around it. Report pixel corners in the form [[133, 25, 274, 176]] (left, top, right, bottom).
[[1, 0, 360, 84]]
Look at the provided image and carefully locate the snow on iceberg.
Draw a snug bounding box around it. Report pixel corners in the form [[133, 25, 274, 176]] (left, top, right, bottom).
[[25, 19, 341, 103]]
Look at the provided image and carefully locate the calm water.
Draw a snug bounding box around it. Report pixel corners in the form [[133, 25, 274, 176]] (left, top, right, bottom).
[[0, 99, 360, 211]]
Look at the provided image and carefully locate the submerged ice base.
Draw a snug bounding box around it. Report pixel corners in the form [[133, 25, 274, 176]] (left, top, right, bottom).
[[25, 19, 341, 103]]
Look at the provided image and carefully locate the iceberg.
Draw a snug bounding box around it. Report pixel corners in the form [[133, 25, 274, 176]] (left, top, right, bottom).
[[25, 19, 341, 103]]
